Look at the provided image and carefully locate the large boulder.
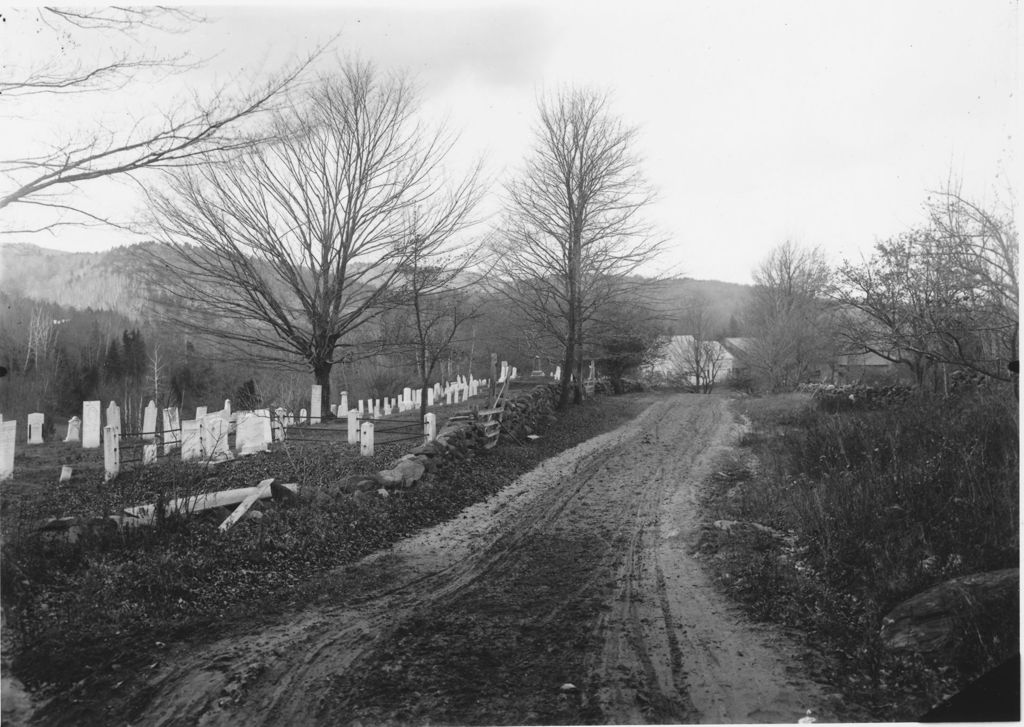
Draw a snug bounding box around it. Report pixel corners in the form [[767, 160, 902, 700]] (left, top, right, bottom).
[[880, 568, 1018, 653]]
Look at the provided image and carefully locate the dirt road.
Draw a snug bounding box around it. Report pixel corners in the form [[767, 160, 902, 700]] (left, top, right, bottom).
[[76, 394, 834, 725]]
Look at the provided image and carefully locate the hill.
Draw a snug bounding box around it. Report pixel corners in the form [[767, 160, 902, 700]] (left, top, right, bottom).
[[0, 242, 754, 332]]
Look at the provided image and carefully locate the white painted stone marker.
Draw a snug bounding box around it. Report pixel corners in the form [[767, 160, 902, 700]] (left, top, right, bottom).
[[360, 421, 374, 456], [0, 421, 16, 481], [103, 425, 119, 481], [27, 412, 44, 444], [65, 416, 81, 442], [310, 385, 322, 424], [340, 391, 348, 413], [348, 410, 360, 444], [235, 411, 267, 456], [180, 419, 202, 461], [59, 465, 73, 482], [142, 401, 158, 442], [196, 406, 208, 420], [106, 401, 121, 439]]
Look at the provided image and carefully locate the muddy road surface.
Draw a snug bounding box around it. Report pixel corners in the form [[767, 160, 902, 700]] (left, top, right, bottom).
[[57, 394, 836, 725]]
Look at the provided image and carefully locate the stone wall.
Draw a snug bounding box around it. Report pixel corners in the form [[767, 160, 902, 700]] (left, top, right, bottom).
[[336, 383, 562, 498]]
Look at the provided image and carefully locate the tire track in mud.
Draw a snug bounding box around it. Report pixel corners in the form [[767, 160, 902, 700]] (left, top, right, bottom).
[[113, 394, 832, 726]]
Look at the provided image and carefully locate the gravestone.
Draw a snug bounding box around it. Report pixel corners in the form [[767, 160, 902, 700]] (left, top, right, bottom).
[[106, 401, 121, 439], [446, 387, 454, 405], [196, 406, 208, 420], [340, 392, 348, 413], [330, 404, 338, 416], [384, 399, 392, 416], [310, 385, 322, 424], [203, 415, 232, 462], [427, 388, 435, 406], [83, 401, 101, 449], [348, 410, 360, 444], [510, 366, 517, 380], [257, 409, 272, 446], [27, 413, 44, 444], [589, 360, 596, 380], [554, 365, 561, 380], [0, 421, 15, 480], [235, 411, 267, 456], [65, 416, 81, 443], [360, 421, 374, 456], [59, 465, 72, 483], [180, 419, 203, 461], [103, 425, 119, 481], [403, 387, 412, 405], [358, 399, 365, 414], [299, 408, 307, 424], [142, 401, 158, 442], [273, 408, 287, 442], [223, 399, 232, 422], [142, 443, 157, 465], [162, 407, 181, 454]]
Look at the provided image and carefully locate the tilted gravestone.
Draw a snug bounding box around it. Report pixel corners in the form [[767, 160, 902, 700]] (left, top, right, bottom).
[[82, 401, 101, 449], [64, 416, 81, 442], [0, 421, 16, 480], [27, 412, 44, 444]]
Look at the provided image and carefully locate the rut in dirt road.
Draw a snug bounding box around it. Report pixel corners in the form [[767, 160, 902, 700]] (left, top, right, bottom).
[[109, 394, 833, 726]]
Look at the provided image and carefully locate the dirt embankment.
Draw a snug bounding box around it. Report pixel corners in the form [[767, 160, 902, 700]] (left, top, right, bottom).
[[35, 394, 839, 725]]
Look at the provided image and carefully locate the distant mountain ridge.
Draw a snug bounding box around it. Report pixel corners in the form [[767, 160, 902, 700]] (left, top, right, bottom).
[[0, 242, 754, 331]]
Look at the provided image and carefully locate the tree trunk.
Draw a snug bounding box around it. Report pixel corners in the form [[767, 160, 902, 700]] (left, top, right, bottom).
[[313, 362, 332, 418]]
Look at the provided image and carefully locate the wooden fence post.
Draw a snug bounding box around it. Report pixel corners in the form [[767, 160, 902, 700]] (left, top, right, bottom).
[[360, 421, 374, 456], [103, 425, 120, 482], [423, 412, 436, 442]]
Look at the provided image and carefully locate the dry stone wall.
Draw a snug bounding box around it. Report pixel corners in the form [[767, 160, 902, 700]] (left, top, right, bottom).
[[337, 383, 562, 498]]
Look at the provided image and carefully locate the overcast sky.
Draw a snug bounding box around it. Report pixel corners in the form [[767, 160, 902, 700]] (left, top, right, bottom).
[[1, 1, 1018, 284]]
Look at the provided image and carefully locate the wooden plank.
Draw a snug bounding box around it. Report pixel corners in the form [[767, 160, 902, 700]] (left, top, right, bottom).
[[219, 478, 273, 532]]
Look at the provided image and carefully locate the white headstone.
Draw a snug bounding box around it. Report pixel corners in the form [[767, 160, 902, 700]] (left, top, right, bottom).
[[103, 425, 119, 481], [310, 385, 322, 424], [348, 409, 360, 444], [360, 421, 374, 456], [235, 411, 267, 456], [446, 388, 454, 405], [510, 366, 517, 380], [195, 406, 208, 420], [202, 415, 232, 462], [142, 444, 157, 465], [0, 421, 15, 481], [340, 391, 348, 413], [180, 419, 202, 461], [427, 388, 435, 406], [162, 407, 181, 454], [223, 399, 232, 421], [142, 401, 158, 442], [83, 402, 101, 448], [64, 416, 81, 443], [59, 465, 72, 483], [384, 399, 392, 416], [358, 399, 365, 414], [27, 412, 44, 444], [106, 401, 121, 439], [554, 365, 562, 380], [299, 408, 307, 424], [403, 387, 412, 405], [330, 404, 338, 416]]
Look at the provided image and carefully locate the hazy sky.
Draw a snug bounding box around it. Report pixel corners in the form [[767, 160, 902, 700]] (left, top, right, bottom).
[[1, 1, 1018, 284]]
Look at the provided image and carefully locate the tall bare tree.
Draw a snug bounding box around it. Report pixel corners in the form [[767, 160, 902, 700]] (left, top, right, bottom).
[[499, 88, 663, 408], [146, 63, 483, 413], [1, 8, 320, 234], [743, 241, 835, 391]]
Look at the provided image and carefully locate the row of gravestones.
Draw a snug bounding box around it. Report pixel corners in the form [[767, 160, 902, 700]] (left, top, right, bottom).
[[0, 372, 503, 482]]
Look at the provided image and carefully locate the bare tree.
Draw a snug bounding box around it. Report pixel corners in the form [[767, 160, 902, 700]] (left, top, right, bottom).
[[667, 296, 727, 393], [499, 88, 664, 408], [146, 63, 483, 413], [834, 189, 1017, 386], [743, 241, 835, 391], [1, 8, 321, 234]]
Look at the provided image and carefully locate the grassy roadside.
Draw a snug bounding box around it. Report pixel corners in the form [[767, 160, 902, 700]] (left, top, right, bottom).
[[697, 388, 1018, 721], [1, 392, 651, 712]]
